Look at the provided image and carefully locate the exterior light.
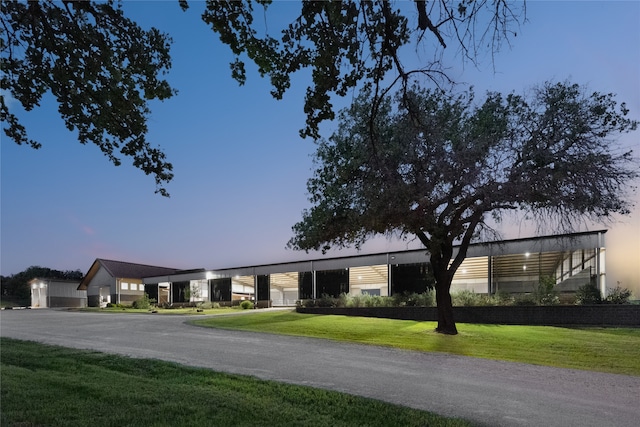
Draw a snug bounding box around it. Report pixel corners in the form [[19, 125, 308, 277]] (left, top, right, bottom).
[[523, 265, 527, 271], [525, 252, 531, 257]]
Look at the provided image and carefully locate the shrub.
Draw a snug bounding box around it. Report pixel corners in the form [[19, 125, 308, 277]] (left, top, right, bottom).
[[132, 294, 152, 309], [388, 291, 434, 307], [353, 293, 382, 308], [316, 294, 337, 307], [337, 293, 349, 308], [452, 290, 482, 307], [197, 301, 213, 310], [348, 294, 363, 307], [106, 302, 129, 309], [513, 294, 537, 306], [212, 302, 221, 309], [298, 299, 316, 308], [535, 276, 559, 305], [493, 290, 514, 306], [605, 286, 632, 304], [240, 300, 254, 309], [415, 290, 436, 307], [575, 282, 602, 305]]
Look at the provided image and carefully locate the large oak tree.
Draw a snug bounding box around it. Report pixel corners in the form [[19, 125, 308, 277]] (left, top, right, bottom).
[[2, 0, 523, 195], [1, 0, 175, 195], [287, 82, 638, 334]]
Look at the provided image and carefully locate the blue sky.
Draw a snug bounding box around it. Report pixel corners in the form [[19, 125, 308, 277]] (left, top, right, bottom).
[[2, 1, 639, 276]]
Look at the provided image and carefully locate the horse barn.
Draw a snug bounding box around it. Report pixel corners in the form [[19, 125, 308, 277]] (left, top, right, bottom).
[[136, 230, 607, 308]]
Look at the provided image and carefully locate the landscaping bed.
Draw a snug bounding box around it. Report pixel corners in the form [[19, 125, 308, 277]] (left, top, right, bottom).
[[296, 305, 640, 326]]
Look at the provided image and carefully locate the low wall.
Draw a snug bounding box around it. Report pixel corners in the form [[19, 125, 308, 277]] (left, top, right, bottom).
[[296, 305, 640, 326]]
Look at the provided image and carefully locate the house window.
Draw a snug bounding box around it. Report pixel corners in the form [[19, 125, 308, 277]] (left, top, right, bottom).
[[121, 282, 129, 290], [130, 283, 138, 291], [139, 284, 145, 292]]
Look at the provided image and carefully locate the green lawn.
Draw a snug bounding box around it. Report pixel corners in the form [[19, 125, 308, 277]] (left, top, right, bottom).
[[79, 305, 243, 315], [191, 310, 640, 376], [0, 338, 470, 427]]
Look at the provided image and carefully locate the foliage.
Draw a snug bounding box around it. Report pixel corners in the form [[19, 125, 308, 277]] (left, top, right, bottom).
[[450, 290, 516, 307], [105, 302, 129, 309], [1, 0, 175, 196], [2, 1, 524, 195], [452, 290, 482, 307], [605, 286, 632, 304], [346, 293, 391, 308], [315, 293, 338, 308], [288, 82, 638, 334], [297, 288, 609, 308], [240, 300, 254, 309], [193, 0, 524, 140], [513, 294, 537, 306], [298, 291, 436, 308], [1, 338, 469, 427], [575, 282, 602, 305], [534, 276, 560, 306], [132, 293, 153, 309], [394, 291, 436, 307], [494, 290, 515, 306], [575, 283, 632, 305]]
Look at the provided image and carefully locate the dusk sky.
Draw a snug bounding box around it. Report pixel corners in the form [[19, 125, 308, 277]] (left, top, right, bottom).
[[2, 1, 639, 280]]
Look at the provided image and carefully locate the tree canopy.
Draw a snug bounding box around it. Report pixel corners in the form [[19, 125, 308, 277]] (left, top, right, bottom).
[[288, 82, 638, 334], [1, 0, 524, 196], [195, 0, 523, 139], [1, 266, 84, 300], [2, 0, 176, 196]]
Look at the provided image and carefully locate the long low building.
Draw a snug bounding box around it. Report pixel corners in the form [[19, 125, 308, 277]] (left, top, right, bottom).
[[131, 230, 606, 308]]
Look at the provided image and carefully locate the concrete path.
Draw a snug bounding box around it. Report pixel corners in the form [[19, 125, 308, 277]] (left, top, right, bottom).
[[1, 309, 638, 427]]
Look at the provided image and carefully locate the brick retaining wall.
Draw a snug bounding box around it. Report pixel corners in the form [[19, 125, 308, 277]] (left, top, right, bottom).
[[296, 305, 640, 326]]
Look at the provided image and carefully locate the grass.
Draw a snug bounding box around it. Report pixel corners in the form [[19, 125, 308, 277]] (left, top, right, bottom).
[[78, 306, 248, 315], [0, 338, 470, 427], [191, 310, 640, 376]]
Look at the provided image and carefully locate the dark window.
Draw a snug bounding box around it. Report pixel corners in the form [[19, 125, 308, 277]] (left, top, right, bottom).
[[145, 284, 158, 303], [391, 263, 433, 295], [172, 281, 189, 303], [257, 275, 269, 301], [210, 278, 231, 301], [299, 271, 313, 300], [316, 269, 349, 298]]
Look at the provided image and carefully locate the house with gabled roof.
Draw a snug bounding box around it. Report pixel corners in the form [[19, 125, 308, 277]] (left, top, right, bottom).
[[78, 259, 177, 307]]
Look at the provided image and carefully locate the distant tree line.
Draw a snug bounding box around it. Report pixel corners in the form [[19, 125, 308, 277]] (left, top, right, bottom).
[[0, 266, 84, 300]]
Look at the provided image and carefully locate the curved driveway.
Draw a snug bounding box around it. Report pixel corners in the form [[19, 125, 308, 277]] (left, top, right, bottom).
[[1, 309, 638, 427]]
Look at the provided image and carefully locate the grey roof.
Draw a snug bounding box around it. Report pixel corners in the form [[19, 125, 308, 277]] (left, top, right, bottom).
[[97, 259, 177, 279], [78, 258, 178, 290]]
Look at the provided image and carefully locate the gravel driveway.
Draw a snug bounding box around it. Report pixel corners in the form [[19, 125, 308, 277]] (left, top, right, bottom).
[[1, 309, 638, 427]]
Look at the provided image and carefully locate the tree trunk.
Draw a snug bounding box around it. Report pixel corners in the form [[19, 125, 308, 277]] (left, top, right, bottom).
[[434, 280, 457, 335], [422, 231, 459, 335]]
